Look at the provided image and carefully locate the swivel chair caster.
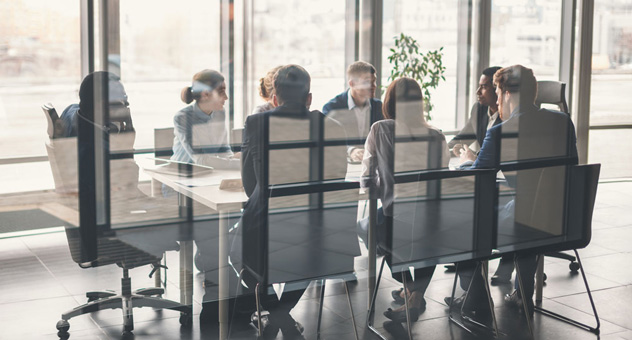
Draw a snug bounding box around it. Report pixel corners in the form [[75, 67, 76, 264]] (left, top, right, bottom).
[[56, 319, 70, 334], [569, 261, 581, 272]]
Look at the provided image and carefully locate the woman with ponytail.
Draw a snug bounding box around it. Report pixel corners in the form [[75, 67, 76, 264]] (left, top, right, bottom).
[[171, 69, 240, 168]]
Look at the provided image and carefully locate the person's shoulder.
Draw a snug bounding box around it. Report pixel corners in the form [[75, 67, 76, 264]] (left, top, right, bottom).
[[426, 124, 446, 137], [372, 119, 395, 133], [322, 91, 348, 112]]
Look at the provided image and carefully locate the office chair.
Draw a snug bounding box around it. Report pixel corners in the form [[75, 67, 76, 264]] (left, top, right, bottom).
[[238, 112, 360, 339], [523, 164, 601, 335], [534, 81, 582, 273], [536, 80, 569, 114], [56, 227, 191, 337]]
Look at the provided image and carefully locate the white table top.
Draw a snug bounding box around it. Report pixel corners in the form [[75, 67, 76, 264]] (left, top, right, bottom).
[[145, 167, 248, 211]]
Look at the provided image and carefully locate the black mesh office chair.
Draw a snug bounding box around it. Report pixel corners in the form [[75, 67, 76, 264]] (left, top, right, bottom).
[[56, 227, 190, 337]]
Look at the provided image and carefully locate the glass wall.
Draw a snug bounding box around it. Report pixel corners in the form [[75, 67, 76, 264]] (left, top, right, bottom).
[[234, 0, 347, 128], [0, 0, 80, 195], [490, 0, 562, 80], [382, 0, 462, 131], [588, 0, 632, 179]]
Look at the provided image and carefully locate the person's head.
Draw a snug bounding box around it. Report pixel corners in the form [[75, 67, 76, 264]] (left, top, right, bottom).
[[382, 77, 423, 120], [476, 66, 502, 109], [259, 65, 283, 102], [493, 65, 537, 120], [347, 61, 377, 104], [272, 64, 311, 107], [181, 69, 227, 114], [78, 71, 133, 133]]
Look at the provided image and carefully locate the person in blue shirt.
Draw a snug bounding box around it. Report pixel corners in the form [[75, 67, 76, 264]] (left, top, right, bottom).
[[453, 65, 577, 318]]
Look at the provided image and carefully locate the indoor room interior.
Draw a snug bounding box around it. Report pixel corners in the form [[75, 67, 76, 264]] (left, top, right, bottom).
[[1, 1, 631, 339]]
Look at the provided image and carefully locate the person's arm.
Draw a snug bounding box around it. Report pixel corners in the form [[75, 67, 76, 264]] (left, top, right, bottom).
[[172, 113, 197, 163], [360, 124, 379, 192], [241, 115, 258, 197], [468, 126, 499, 170]]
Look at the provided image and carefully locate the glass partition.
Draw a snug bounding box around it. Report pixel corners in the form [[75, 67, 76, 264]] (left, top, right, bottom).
[[588, 0, 632, 179], [490, 0, 562, 80], [382, 0, 463, 131]]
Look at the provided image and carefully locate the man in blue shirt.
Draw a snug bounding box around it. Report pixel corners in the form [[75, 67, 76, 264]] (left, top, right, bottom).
[[453, 65, 577, 318]]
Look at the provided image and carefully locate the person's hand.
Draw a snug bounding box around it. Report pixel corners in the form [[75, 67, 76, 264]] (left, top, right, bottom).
[[452, 143, 463, 157], [350, 148, 365, 162], [459, 146, 476, 163], [231, 152, 241, 159]]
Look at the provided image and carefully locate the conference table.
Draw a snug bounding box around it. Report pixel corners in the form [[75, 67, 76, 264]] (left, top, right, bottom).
[[144, 165, 247, 339]]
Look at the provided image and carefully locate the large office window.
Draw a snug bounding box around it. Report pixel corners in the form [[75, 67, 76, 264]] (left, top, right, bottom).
[[382, 0, 463, 131], [233, 0, 347, 128], [0, 1, 80, 195], [587, 0, 632, 179], [118, 0, 221, 151], [490, 0, 562, 80]]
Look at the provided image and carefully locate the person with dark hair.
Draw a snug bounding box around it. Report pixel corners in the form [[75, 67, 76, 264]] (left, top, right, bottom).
[[361, 77, 450, 324], [252, 65, 283, 115], [449, 66, 502, 157], [238, 64, 325, 339], [171, 69, 239, 168], [322, 61, 383, 163], [463, 65, 577, 317], [59, 71, 133, 138]]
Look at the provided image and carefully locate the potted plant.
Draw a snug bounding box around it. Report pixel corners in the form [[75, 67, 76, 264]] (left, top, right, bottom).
[[386, 33, 446, 120]]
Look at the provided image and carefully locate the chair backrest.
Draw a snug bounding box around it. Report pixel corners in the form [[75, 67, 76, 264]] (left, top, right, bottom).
[[241, 111, 361, 290], [154, 127, 175, 161], [495, 163, 600, 256], [385, 168, 497, 273], [535, 80, 569, 114], [43, 102, 139, 194], [42, 103, 66, 139]]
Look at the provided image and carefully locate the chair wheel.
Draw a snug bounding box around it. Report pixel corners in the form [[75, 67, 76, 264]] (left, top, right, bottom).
[[543, 273, 547, 282], [569, 261, 580, 272], [56, 319, 70, 333], [180, 313, 193, 326]]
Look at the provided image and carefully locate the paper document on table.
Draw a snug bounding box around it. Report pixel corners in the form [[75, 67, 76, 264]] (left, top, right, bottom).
[[345, 162, 363, 182], [174, 176, 223, 187]]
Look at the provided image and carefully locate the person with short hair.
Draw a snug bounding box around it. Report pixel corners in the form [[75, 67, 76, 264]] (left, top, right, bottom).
[[239, 64, 348, 339], [449, 66, 502, 157], [464, 65, 578, 317], [322, 61, 383, 163]]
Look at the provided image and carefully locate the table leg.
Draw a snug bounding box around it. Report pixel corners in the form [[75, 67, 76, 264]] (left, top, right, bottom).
[[535, 255, 544, 302], [218, 210, 229, 340], [179, 240, 194, 306]]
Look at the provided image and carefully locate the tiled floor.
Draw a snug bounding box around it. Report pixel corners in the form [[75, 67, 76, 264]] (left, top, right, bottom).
[[1, 181, 631, 339]]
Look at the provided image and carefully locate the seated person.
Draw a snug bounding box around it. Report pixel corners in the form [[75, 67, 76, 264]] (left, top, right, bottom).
[[460, 65, 577, 317], [237, 65, 354, 339], [252, 65, 282, 115], [449, 66, 502, 159], [361, 77, 449, 325], [323, 61, 383, 163], [59, 72, 134, 138], [171, 69, 239, 169]]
